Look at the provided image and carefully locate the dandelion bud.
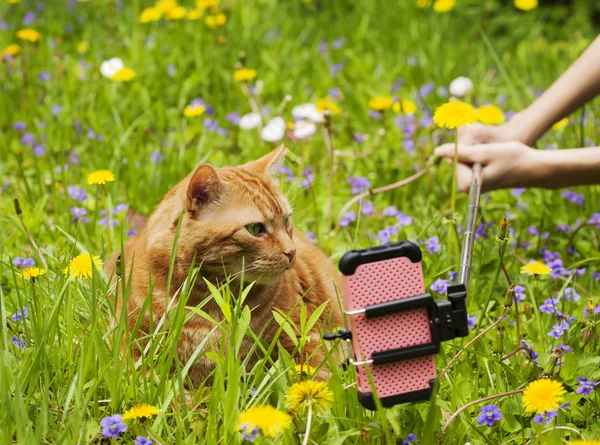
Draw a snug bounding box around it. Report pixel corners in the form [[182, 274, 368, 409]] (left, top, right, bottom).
[[588, 298, 595, 317], [13, 198, 22, 217], [496, 216, 509, 242], [523, 303, 531, 315], [493, 325, 505, 355], [503, 284, 515, 309]]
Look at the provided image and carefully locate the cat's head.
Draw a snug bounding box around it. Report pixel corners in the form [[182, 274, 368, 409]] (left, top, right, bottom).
[[174, 145, 296, 284]]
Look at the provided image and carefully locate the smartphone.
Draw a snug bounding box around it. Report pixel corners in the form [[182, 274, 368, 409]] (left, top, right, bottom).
[[339, 241, 438, 410]]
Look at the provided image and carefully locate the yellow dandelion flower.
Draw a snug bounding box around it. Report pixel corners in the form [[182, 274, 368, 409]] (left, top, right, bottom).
[[392, 99, 417, 114], [476, 104, 505, 125], [184, 104, 206, 118], [122, 403, 161, 421], [234, 68, 258, 82], [522, 379, 565, 414], [197, 0, 218, 9], [368, 96, 393, 111], [63, 253, 103, 280], [552, 117, 569, 131], [1, 44, 21, 58], [16, 29, 42, 43], [433, 101, 476, 129], [520, 261, 552, 277], [155, 0, 178, 13], [139, 6, 163, 23], [514, 0, 538, 11], [433, 0, 455, 12], [417, 0, 432, 7], [205, 13, 226, 28], [288, 363, 316, 377], [187, 8, 203, 20], [316, 96, 340, 114], [8, 0, 21, 4], [76, 41, 88, 54], [285, 381, 334, 414], [87, 170, 115, 185], [111, 67, 136, 82], [166, 5, 187, 20], [236, 405, 292, 439], [19, 267, 47, 280]]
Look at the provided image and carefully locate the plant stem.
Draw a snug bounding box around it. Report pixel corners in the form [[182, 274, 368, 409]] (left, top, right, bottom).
[[481, 242, 507, 320], [302, 405, 313, 445], [322, 124, 335, 247]]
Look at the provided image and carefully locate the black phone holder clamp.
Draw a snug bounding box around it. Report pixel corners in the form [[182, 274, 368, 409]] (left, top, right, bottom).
[[324, 284, 469, 364]]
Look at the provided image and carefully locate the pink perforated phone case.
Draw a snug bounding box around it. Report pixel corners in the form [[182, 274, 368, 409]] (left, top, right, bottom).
[[342, 253, 437, 405]]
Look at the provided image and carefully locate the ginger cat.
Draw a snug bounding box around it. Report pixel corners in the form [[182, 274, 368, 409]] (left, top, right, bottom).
[[106, 145, 343, 385]]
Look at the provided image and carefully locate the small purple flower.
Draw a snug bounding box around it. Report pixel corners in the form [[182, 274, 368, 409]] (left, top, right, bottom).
[[348, 176, 371, 194], [13, 257, 36, 268], [521, 340, 540, 365], [38, 71, 51, 81], [328, 87, 342, 99], [99, 211, 119, 227], [226, 112, 240, 125], [33, 144, 46, 157], [21, 132, 36, 147], [514, 285, 526, 302], [276, 166, 295, 183], [563, 287, 580, 302], [113, 203, 129, 215], [475, 222, 488, 240], [332, 37, 346, 49], [69, 151, 81, 165], [13, 121, 26, 131], [527, 225, 539, 237], [540, 298, 560, 314], [87, 128, 95, 140], [339, 211, 357, 227], [330, 63, 343, 77], [368, 110, 382, 120], [203, 118, 218, 131], [430, 278, 449, 295], [396, 213, 412, 227], [510, 187, 526, 197], [576, 377, 599, 397], [300, 166, 314, 188], [167, 63, 176, 76], [216, 127, 229, 136], [548, 320, 570, 339], [561, 190, 584, 206], [318, 41, 328, 53], [67, 185, 87, 202], [390, 78, 404, 93], [382, 206, 400, 217], [361, 200, 374, 216], [126, 229, 138, 237], [240, 424, 260, 442], [70, 207, 89, 222], [150, 151, 163, 163], [407, 55, 418, 67], [306, 232, 317, 244], [99, 414, 127, 439], [425, 236, 441, 254], [51, 104, 62, 116], [23, 11, 37, 25], [467, 315, 477, 329], [557, 344, 574, 353], [11, 307, 29, 323], [533, 411, 557, 426], [419, 82, 435, 98], [12, 336, 27, 349], [419, 113, 434, 128], [402, 139, 416, 155], [477, 405, 503, 427], [448, 272, 458, 283], [589, 213, 600, 227], [134, 437, 153, 445], [353, 132, 367, 143]]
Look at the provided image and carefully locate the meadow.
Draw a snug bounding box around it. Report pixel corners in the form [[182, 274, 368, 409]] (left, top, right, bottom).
[[2, 0, 600, 443]]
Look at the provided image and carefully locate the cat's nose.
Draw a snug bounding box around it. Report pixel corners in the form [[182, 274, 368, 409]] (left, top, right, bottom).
[[283, 249, 296, 266]]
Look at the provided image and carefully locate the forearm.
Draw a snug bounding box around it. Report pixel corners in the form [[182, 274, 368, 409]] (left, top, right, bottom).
[[511, 35, 600, 145], [532, 147, 600, 189]]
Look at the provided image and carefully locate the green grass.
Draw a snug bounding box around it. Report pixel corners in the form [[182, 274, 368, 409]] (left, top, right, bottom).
[[2, 0, 600, 443]]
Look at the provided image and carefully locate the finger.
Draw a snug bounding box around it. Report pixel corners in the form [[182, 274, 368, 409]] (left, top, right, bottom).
[[455, 163, 473, 193], [433, 143, 487, 164], [457, 123, 484, 145]]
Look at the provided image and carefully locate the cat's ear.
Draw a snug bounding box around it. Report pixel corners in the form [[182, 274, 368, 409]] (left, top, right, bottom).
[[186, 164, 221, 209], [245, 144, 288, 177]]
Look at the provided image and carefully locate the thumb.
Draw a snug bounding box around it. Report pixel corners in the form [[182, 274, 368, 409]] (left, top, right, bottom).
[[434, 143, 486, 164]]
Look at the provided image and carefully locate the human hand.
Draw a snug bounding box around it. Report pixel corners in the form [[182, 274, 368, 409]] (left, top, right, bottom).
[[433, 141, 543, 192], [458, 111, 535, 146]]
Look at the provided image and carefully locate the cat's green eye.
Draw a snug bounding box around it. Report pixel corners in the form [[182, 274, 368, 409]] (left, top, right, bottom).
[[246, 223, 266, 237]]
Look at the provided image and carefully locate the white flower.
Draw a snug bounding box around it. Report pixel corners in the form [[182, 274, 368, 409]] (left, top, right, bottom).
[[100, 57, 124, 79], [239, 112, 262, 130], [449, 76, 473, 98], [260, 116, 285, 142], [292, 103, 324, 123], [293, 120, 317, 140]]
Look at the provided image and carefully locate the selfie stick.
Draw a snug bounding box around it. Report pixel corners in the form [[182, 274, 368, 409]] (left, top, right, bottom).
[[458, 163, 482, 289]]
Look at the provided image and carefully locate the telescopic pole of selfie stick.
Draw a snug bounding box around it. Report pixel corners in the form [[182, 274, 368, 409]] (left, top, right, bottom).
[[457, 163, 482, 290]]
